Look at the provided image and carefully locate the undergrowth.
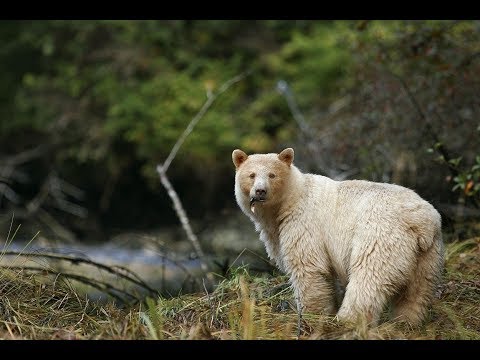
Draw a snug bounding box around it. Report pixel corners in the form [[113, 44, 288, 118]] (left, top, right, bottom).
[[0, 237, 479, 339]]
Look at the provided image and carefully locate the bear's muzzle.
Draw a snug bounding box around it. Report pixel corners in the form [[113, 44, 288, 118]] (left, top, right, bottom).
[[250, 193, 266, 213]]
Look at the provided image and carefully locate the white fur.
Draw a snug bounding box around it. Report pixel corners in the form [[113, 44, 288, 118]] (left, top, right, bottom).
[[233, 149, 444, 325]]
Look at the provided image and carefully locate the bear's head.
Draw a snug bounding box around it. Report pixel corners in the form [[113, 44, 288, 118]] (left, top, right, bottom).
[[232, 148, 294, 214]]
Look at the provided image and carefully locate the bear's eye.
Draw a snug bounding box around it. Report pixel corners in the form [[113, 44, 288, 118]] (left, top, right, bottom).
[[249, 173, 255, 179], [269, 173, 276, 179]]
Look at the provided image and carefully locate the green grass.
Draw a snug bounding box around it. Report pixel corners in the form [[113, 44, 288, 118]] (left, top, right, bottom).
[[1, 237, 479, 339]]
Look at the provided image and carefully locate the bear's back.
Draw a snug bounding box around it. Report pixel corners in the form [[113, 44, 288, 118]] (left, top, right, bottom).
[[334, 178, 441, 249], [335, 179, 437, 215]]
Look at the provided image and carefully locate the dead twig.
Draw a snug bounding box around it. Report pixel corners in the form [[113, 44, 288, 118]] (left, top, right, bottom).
[[156, 71, 251, 286], [145, 247, 203, 290], [156, 169, 206, 266], [2, 171, 87, 242], [0, 145, 48, 167], [0, 146, 48, 207], [1, 265, 138, 305], [160, 71, 251, 173], [277, 80, 357, 180], [36, 208, 77, 244], [276, 80, 312, 136], [1, 250, 158, 297]]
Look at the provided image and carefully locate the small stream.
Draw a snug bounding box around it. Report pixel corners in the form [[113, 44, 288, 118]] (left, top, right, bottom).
[[2, 235, 272, 303], [1, 215, 272, 302]]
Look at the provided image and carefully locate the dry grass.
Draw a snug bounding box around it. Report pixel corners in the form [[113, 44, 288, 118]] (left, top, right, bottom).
[[0, 267, 149, 339], [1, 237, 479, 340]]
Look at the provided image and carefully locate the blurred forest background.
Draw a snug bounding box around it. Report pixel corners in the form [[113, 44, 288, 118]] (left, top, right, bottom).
[[1, 19, 479, 253]]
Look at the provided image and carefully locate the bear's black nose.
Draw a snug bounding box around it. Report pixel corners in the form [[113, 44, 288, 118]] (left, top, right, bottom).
[[256, 189, 266, 196]]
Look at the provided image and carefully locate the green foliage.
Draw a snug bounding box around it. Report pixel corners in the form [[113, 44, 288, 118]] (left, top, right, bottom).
[[266, 21, 351, 108], [140, 297, 164, 340], [452, 155, 480, 200], [429, 123, 480, 205], [2, 20, 353, 162], [2, 20, 480, 237], [334, 20, 480, 203], [0, 20, 356, 234]]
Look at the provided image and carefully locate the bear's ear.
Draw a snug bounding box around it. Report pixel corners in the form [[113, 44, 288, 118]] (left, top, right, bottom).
[[232, 149, 248, 168], [278, 148, 294, 166]]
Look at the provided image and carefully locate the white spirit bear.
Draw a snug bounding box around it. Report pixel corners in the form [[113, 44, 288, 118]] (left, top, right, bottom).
[[232, 148, 443, 325]]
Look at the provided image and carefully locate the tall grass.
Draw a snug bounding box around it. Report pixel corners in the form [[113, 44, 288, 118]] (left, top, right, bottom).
[[131, 236, 480, 340], [1, 237, 479, 339]]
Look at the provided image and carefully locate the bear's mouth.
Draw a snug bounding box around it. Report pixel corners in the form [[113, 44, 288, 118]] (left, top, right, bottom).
[[250, 197, 265, 213]]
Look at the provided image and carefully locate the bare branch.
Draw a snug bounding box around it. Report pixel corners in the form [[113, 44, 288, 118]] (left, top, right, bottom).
[[145, 245, 203, 290], [277, 80, 358, 180], [0, 145, 46, 205], [0, 145, 48, 167], [51, 198, 88, 218], [53, 177, 85, 201], [48, 174, 88, 218], [276, 80, 312, 136], [36, 208, 77, 243], [0, 183, 21, 204], [156, 71, 251, 286], [161, 71, 251, 173], [2, 170, 87, 242], [156, 166, 209, 277], [1, 250, 158, 297], [2, 265, 139, 305]]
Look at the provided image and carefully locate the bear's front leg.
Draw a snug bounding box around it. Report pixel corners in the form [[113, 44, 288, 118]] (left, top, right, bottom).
[[290, 270, 337, 315]]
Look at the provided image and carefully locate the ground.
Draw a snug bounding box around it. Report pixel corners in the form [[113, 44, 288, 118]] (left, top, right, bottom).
[[0, 237, 479, 340]]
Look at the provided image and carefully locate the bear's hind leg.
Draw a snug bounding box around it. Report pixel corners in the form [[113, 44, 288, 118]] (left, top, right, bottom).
[[392, 240, 443, 326], [292, 272, 337, 316], [336, 232, 416, 326], [336, 275, 389, 326]]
